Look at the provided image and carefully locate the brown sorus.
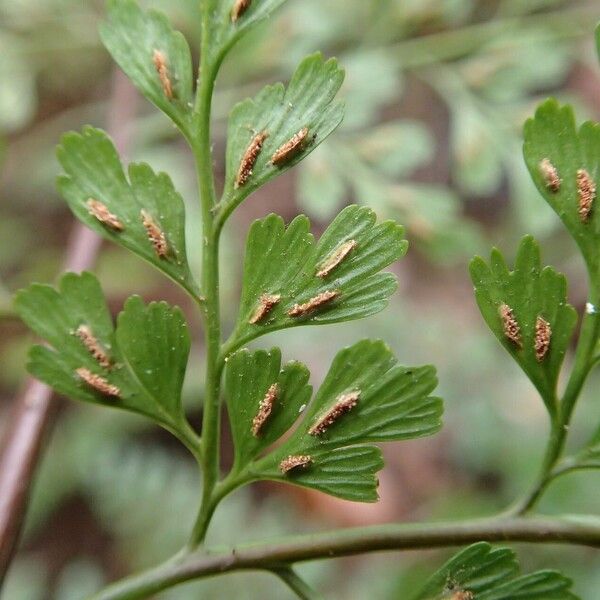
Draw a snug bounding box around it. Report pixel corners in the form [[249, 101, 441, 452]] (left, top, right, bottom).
[[249, 293, 281, 324], [140, 210, 169, 258], [309, 391, 360, 436], [539, 158, 561, 192], [251, 383, 279, 436], [535, 315, 552, 362], [236, 131, 268, 188], [231, 0, 252, 22], [86, 199, 124, 231], [287, 290, 339, 318], [271, 127, 309, 166], [75, 325, 111, 368], [317, 240, 358, 278], [577, 168, 596, 222], [76, 367, 120, 397], [279, 454, 312, 474], [499, 303, 522, 348], [152, 49, 173, 100]]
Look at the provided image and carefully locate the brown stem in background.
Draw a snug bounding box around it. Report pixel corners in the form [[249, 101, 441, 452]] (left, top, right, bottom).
[[0, 69, 137, 583]]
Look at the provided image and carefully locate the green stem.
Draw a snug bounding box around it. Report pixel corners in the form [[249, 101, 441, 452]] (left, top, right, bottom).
[[510, 280, 600, 515], [560, 281, 600, 424], [188, 5, 223, 548], [505, 416, 562, 516], [175, 421, 203, 460], [90, 515, 600, 600], [551, 457, 600, 480], [273, 567, 323, 600]]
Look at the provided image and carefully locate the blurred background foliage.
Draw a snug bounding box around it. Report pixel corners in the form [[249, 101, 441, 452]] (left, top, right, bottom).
[[2, 0, 600, 597]]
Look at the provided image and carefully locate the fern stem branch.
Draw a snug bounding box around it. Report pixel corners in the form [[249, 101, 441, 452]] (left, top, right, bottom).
[[509, 279, 600, 515], [90, 515, 600, 600], [273, 567, 323, 600], [560, 281, 600, 425]]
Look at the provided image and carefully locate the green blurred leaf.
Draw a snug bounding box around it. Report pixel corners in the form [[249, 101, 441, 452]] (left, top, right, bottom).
[[0, 557, 47, 600], [470, 236, 577, 412], [100, 0, 194, 133], [523, 99, 600, 278], [221, 53, 344, 213], [0, 34, 37, 132], [297, 150, 346, 221], [414, 542, 578, 600], [340, 49, 402, 130], [56, 127, 200, 299], [451, 104, 503, 196], [260, 445, 384, 502], [356, 120, 434, 178], [226, 340, 442, 502], [14, 273, 199, 451], [228, 205, 407, 348], [387, 184, 484, 264], [54, 560, 105, 600]]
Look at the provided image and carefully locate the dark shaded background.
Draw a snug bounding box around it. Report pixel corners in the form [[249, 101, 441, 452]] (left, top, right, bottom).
[[2, 0, 600, 597]]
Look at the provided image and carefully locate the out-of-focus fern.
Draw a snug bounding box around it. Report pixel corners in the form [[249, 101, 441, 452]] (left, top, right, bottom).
[[1, 0, 595, 278], [20, 409, 323, 599]]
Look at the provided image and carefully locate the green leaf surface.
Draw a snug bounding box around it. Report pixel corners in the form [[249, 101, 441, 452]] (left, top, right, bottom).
[[469, 236, 577, 412], [14, 273, 198, 451], [57, 127, 199, 300], [225, 347, 312, 470], [451, 99, 503, 197], [258, 445, 384, 503], [220, 53, 345, 216], [115, 296, 190, 424], [225, 340, 442, 502], [523, 99, 600, 277], [414, 542, 578, 600], [228, 205, 407, 348], [100, 0, 193, 133], [341, 49, 402, 131]]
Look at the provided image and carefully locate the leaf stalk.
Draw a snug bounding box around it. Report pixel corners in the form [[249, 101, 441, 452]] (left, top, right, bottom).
[[188, 5, 223, 548], [510, 279, 600, 515]]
